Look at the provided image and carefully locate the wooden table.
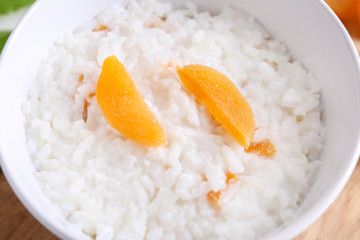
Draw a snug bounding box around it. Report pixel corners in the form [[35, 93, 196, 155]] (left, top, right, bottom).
[[1, 19, 360, 240]]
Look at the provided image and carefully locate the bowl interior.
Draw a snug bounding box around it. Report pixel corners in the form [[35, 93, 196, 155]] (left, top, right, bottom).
[[0, 0, 359, 239]]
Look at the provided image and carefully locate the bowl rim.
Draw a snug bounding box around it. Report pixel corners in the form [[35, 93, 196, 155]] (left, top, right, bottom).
[[0, 0, 360, 239], [0, 2, 85, 239], [266, 1, 360, 238]]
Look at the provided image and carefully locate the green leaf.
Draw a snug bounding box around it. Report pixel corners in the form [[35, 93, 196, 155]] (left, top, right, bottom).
[[0, 31, 11, 53], [0, 31, 11, 172], [0, 0, 35, 15]]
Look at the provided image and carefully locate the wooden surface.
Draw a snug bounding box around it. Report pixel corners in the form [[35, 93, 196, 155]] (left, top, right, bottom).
[[1, 16, 360, 240], [0, 173, 57, 240]]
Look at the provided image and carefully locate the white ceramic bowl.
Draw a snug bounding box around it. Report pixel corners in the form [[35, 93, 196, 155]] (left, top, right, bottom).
[[0, 0, 359, 239]]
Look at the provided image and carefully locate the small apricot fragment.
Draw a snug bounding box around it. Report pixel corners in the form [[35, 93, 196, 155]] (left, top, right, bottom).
[[96, 55, 166, 147], [78, 73, 84, 84], [83, 99, 90, 122], [93, 24, 109, 32], [206, 172, 239, 209], [207, 190, 221, 208], [245, 138, 277, 157], [176, 64, 255, 148], [226, 172, 239, 185], [82, 93, 95, 123]]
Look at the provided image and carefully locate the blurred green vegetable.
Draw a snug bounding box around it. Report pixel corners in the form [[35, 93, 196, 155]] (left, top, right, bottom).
[[0, 31, 7, 171], [0, 31, 11, 52], [0, 0, 35, 14], [0, 31, 11, 172]]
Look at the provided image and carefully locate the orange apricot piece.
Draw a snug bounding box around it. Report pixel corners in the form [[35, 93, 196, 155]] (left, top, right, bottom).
[[245, 138, 277, 157], [96, 55, 166, 147], [358, 0, 360, 24], [176, 64, 255, 148], [325, 0, 357, 21]]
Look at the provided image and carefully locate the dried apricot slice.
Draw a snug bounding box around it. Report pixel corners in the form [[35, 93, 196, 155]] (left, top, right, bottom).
[[358, 1, 360, 24], [325, 0, 357, 21], [96, 55, 166, 147], [177, 64, 255, 148]]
